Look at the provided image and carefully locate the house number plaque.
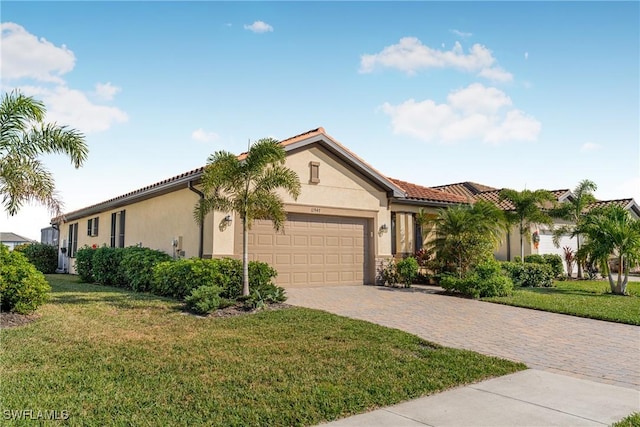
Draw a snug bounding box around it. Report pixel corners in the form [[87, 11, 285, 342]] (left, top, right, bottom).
[[310, 208, 321, 213]]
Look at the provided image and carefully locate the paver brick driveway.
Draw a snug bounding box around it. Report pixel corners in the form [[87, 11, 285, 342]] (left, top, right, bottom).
[[287, 285, 640, 390]]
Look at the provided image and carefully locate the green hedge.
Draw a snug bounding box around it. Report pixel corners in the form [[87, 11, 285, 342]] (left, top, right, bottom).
[[120, 247, 172, 292], [502, 262, 554, 287], [14, 243, 58, 274], [522, 254, 563, 278], [92, 247, 126, 287], [75, 246, 96, 283], [0, 245, 51, 314], [441, 259, 513, 298]]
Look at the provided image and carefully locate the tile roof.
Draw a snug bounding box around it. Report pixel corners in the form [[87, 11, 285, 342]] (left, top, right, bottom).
[[387, 178, 469, 204], [431, 181, 498, 198], [586, 199, 634, 211]]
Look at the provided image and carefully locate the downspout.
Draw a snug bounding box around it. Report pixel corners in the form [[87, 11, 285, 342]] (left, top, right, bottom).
[[506, 230, 511, 261], [188, 181, 204, 258]]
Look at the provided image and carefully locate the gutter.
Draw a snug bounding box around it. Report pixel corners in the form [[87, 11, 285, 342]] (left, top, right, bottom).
[[188, 181, 205, 258]]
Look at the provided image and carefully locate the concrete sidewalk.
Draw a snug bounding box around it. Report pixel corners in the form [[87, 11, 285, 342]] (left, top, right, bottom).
[[323, 369, 640, 426]]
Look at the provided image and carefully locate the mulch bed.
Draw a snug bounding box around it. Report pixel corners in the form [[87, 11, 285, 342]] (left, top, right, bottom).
[[209, 302, 292, 318], [0, 312, 40, 329]]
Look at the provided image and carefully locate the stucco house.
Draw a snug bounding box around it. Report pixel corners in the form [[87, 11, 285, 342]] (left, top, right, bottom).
[[51, 128, 466, 288], [433, 181, 640, 271], [1, 232, 34, 250]]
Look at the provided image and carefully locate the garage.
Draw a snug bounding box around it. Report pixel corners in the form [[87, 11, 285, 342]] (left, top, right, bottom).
[[538, 229, 577, 273], [236, 213, 369, 288]]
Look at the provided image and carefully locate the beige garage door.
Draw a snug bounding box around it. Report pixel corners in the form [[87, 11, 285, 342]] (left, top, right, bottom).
[[237, 214, 368, 288]]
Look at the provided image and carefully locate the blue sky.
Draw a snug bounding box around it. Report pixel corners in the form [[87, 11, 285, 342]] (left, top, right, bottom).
[[2, 1, 639, 240]]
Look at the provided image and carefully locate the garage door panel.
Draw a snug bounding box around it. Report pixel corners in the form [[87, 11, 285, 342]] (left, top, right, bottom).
[[238, 213, 367, 288]]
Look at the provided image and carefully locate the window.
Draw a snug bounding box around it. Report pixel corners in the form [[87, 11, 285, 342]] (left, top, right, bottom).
[[87, 217, 99, 236], [110, 210, 126, 248], [392, 212, 414, 255], [309, 161, 320, 184], [68, 223, 78, 257]]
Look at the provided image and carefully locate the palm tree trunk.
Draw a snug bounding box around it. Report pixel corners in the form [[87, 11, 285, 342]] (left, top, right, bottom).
[[242, 216, 250, 296], [576, 235, 583, 279], [520, 221, 524, 262], [615, 254, 624, 294]]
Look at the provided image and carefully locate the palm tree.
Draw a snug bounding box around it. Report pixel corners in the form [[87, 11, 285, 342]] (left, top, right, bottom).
[[499, 189, 556, 262], [0, 90, 88, 215], [552, 179, 597, 278], [194, 138, 301, 296], [426, 200, 506, 277], [575, 205, 640, 295]]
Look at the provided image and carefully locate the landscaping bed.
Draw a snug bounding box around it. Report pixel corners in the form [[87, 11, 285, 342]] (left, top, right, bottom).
[[0, 275, 525, 426], [483, 280, 640, 325]]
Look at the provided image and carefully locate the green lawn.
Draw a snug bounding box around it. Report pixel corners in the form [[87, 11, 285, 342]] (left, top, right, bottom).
[[612, 412, 640, 427], [484, 280, 640, 325], [0, 275, 524, 426]]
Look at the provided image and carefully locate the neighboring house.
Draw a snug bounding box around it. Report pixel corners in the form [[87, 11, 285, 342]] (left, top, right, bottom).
[[0, 232, 34, 250], [41, 226, 59, 246], [434, 182, 640, 273], [51, 127, 466, 288]]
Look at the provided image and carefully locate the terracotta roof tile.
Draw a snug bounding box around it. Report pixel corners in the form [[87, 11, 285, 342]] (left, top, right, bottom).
[[586, 199, 634, 211], [388, 178, 468, 204], [432, 181, 498, 198]]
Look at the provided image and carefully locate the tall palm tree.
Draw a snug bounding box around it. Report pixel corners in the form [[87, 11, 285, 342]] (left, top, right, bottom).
[[194, 138, 301, 296], [499, 189, 556, 262], [552, 179, 597, 278], [0, 90, 88, 215], [575, 205, 640, 295], [426, 200, 506, 277]]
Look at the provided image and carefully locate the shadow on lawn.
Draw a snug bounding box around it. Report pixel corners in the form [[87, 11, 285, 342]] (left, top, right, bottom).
[[48, 281, 182, 311]]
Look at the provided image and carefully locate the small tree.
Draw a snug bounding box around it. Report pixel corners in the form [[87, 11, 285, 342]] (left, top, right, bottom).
[[499, 189, 556, 262], [1, 90, 88, 216], [194, 138, 301, 296], [552, 179, 597, 278], [426, 200, 506, 278], [575, 205, 640, 295]]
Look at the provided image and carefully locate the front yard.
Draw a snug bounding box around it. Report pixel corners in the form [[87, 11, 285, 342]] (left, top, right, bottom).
[[483, 280, 640, 325], [0, 275, 524, 426]]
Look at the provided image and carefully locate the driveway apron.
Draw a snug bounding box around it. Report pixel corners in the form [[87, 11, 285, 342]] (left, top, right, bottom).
[[286, 285, 640, 390]]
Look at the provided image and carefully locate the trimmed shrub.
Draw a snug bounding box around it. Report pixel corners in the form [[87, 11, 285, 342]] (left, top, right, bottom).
[[14, 243, 58, 274], [396, 257, 419, 288], [185, 285, 224, 315], [542, 254, 563, 278], [92, 247, 126, 287], [75, 246, 96, 283], [441, 259, 513, 298], [502, 262, 553, 287], [0, 245, 51, 314], [151, 258, 224, 300], [120, 247, 172, 292]]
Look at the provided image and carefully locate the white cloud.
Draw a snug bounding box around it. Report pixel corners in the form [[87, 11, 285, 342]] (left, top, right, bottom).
[[360, 37, 513, 82], [21, 85, 128, 134], [94, 82, 121, 101], [450, 29, 472, 38], [244, 21, 273, 33], [1, 22, 76, 83], [191, 128, 219, 143], [381, 83, 540, 144], [524, 52, 529, 60], [1, 24, 127, 134], [580, 142, 601, 152]]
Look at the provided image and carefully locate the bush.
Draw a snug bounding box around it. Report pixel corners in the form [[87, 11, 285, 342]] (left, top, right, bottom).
[[0, 245, 51, 314], [542, 254, 563, 278], [75, 246, 96, 282], [151, 258, 224, 300], [245, 285, 287, 310], [523, 254, 563, 278], [377, 259, 399, 286], [120, 247, 172, 292], [92, 247, 126, 287], [185, 285, 224, 315], [502, 262, 553, 287], [396, 257, 419, 288], [14, 243, 58, 274], [441, 259, 513, 298]]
